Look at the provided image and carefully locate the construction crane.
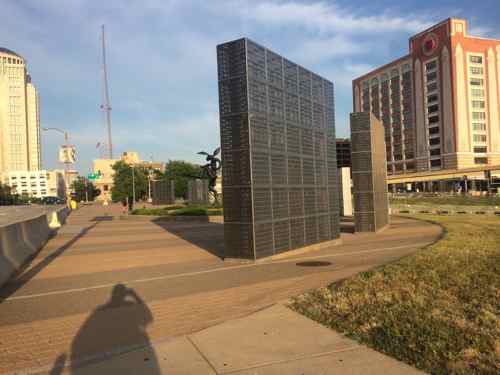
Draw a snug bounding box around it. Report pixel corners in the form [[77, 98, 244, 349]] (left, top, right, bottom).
[[100, 25, 113, 159]]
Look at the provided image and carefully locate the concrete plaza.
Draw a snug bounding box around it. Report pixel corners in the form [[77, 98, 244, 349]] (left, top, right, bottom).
[[0, 204, 441, 374]]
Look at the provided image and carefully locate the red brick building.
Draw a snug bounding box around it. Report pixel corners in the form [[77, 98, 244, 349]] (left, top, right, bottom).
[[353, 18, 500, 181]]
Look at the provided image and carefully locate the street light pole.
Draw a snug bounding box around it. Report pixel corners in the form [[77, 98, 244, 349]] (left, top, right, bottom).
[[132, 164, 136, 205], [42, 127, 71, 202]]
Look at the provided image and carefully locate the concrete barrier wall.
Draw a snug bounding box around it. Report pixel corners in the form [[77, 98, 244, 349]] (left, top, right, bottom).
[[0, 206, 69, 288]]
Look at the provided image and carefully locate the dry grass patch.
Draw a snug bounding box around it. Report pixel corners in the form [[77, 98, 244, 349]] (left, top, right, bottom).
[[289, 215, 500, 375]]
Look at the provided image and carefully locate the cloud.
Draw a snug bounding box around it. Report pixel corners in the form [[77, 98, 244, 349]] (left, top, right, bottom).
[[291, 35, 367, 64], [243, 1, 433, 35], [10, 0, 494, 174]]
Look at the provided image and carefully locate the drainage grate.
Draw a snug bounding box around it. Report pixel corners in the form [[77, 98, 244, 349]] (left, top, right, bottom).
[[296, 261, 332, 267]]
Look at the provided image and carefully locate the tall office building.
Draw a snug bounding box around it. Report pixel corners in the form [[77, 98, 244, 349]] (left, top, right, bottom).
[[26, 75, 41, 171], [0, 47, 41, 174], [353, 18, 500, 177], [217, 38, 340, 260]]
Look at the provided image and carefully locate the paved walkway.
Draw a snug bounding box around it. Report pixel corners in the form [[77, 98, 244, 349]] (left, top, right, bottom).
[[0, 204, 441, 374], [68, 304, 426, 375]]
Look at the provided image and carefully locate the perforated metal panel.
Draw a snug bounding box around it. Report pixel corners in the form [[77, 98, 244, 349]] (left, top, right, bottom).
[[218, 38, 340, 259], [187, 179, 209, 205], [151, 180, 175, 205], [350, 112, 389, 232]]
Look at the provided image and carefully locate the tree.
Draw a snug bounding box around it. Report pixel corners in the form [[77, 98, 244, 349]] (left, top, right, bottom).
[[0, 183, 14, 205], [162, 160, 201, 198], [71, 177, 100, 202], [111, 161, 148, 203]]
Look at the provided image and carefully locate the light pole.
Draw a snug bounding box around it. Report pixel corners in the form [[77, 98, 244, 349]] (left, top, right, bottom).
[[42, 127, 71, 201], [131, 164, 136, 206], [147, 168, 153, 203]]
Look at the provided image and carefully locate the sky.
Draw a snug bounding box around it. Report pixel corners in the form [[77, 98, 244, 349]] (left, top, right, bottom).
[[2, 0, 500, 174]]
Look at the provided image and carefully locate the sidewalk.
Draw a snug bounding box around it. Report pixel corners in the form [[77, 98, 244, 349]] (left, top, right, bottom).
[[63, 304, 426, 375]]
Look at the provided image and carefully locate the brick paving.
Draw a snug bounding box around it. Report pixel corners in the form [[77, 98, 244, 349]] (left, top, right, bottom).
[[0, 204, 441, 374]]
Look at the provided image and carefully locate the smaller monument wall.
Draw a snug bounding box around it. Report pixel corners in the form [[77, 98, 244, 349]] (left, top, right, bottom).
[[151, 180, 175, 205], [187, 179, 209, 205], [350, 112, 389, 232]]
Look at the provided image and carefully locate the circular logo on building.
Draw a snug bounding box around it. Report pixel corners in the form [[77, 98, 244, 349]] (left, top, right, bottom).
[[423, 33, 439, 56]]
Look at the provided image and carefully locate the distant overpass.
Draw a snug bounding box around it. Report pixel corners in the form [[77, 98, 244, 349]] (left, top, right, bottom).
[[387, 164, 500, 184]]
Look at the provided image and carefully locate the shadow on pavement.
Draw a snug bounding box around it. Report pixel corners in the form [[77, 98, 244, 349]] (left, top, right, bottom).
[[91, 216, 114, 222], [0, 222, 99, 302], [152, 219, 225, 260], [49, 284, 158, 374]]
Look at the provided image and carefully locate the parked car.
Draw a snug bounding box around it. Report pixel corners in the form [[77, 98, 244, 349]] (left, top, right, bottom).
[[41, 196, 66, 205]]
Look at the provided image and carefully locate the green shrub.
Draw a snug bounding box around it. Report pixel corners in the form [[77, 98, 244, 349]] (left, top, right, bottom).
[[206, 208, 223, 216], [170, 207, 207, 216]]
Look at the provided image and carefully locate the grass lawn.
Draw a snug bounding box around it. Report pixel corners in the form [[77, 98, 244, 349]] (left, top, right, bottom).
[[289, 215, 500, 375], [132, 205, 223, 216], [390, 196, 500, 207]]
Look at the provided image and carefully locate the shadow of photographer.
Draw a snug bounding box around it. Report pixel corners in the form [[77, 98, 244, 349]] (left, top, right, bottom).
[[50, 284, 159, 374]]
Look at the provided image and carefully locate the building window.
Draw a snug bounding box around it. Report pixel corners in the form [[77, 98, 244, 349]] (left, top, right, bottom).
[[472, 100, 485, 109], [426, 71, 437, 82], [473, 123, 486, 131], [406, 162, 415, 170], [472, 112, 486, 120], [469, 55, 483, 64], [430, 148, 441, 156], [474, 157, 488, 164], [428, 104, 439, 114], [427, 82, 438, 92], [429, 115, 439, 124], [474, 146, 487, 153], [429, 138, 440, 146], [470, 78, 484, 86], [470, 66, 484, 75], [471, 88, 485, 98], [430, 159, 442, 167], [429, 127, 440, 135], [426, 61, 437, 71], [427, 94, 438, 103], [473, 134, 487, 143]]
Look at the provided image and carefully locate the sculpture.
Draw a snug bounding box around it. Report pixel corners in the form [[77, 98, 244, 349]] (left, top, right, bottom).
[[197, 147, 221, 202]]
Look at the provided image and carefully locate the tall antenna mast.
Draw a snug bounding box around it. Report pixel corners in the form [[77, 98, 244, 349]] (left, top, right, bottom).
[[101, 24, 113, 159]]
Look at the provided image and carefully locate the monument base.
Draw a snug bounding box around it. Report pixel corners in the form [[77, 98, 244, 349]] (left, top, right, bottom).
[[223, 238, 343, 263]]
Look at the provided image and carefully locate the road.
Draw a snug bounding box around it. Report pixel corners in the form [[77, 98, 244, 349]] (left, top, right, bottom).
[[0, 204, 442, 374]]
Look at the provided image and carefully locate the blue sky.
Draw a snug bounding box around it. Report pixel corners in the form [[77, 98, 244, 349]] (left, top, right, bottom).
[[2, 0, 499, 174]]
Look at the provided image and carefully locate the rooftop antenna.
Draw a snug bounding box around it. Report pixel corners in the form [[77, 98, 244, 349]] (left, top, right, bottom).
[[100, 24, 113, 159]]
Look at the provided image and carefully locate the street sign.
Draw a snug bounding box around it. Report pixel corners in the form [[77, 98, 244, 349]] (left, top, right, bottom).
[[59, 145, 76, 163], [87, 170, 102, 180]]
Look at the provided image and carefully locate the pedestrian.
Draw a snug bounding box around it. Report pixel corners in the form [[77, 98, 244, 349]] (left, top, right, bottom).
[[121, 198, 128, 215]]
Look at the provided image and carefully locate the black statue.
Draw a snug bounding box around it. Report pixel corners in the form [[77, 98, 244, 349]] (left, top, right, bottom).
[[198, 147, 221, 202]]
